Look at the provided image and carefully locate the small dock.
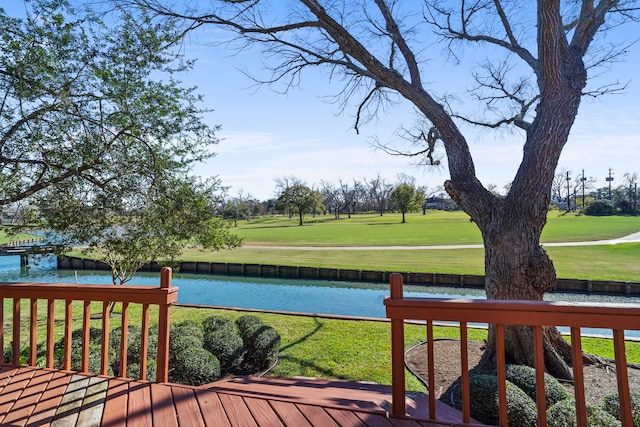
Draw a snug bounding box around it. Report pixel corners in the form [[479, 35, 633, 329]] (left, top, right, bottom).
[[0, 239, 57, 266]]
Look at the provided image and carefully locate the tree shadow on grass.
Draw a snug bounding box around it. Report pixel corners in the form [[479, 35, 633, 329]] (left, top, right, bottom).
[[276, 318, 342, 378]]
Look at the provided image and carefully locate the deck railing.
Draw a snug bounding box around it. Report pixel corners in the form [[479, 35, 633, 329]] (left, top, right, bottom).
[[384, 273, 640, 427], [0, 267, 177, 383]]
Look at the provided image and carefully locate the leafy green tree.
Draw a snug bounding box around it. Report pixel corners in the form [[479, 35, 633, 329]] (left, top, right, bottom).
[[0, 1, 215, 208], [130, 0, 639, 378], [391, 184, 424, 223], [34, 174, 241, 294], [276, 184, 324, 225]]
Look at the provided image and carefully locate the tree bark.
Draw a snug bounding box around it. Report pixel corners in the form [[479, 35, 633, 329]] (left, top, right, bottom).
[[474, 204, 574, 379]]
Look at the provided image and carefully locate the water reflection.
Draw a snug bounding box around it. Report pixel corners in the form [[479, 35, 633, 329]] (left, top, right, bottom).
[[1, 255, 638, 338]]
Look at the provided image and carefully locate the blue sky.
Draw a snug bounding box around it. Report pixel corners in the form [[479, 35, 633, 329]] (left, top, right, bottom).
[[182, 23, 640, 201], [5, 2, 638, 201]]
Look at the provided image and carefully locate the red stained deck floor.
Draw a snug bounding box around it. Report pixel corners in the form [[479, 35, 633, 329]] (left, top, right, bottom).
[[0, 365, 483, 426]]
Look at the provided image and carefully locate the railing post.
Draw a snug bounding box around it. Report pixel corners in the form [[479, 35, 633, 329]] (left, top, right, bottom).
[[389, 273, 406, 417], [156, 267, 172, 383]]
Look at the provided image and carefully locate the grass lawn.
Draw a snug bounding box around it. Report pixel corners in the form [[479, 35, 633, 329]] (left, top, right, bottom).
[[66, 211, 640, 281], [229, 211, 640, 246], [177, 243, 640, 282]]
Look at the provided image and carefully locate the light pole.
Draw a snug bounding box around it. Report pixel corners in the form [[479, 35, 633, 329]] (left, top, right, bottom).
[[606, 168, 614, 200], [566, 171, 571, 211], [580, 169, 587, 209]]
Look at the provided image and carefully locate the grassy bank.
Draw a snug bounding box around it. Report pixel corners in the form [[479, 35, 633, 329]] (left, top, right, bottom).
[[177, 243, 640, 282]]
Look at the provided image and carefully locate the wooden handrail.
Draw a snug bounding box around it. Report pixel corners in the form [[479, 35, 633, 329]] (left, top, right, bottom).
[[0, 267, 177, 383], [385, 273, 640, 427]]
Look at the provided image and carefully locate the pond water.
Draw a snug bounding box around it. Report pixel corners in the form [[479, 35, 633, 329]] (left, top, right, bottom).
[[2, 255, 639, 338]]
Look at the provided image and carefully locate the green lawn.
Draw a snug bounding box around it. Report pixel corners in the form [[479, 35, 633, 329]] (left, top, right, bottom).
[[230, 211, 640, 246], [66, 211, 640, 281]]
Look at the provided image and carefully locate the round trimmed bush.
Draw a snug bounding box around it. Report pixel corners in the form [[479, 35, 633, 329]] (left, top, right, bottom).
[[449, 374, 537, 427], [547, 399, 621, 427], [203, 328, 245, 374], [203, 316, 236, 334], [169, 334, 202, 356], [503, 364, 570, 407], [170, 347, 221, 386], [128, 324, 159, 364], [243, 325, 280, 371], [603, 392, 640, 427], [171, 321, 204, 344], [126, 360, 157, 382], [235, 315, 264, 341]]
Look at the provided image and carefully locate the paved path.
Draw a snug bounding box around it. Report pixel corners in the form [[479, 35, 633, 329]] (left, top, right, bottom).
[[243, 231, 640, 251]]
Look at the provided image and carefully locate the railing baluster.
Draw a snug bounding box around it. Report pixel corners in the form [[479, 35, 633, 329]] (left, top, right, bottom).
[[533, 325, 547, 427], [389, 273, 406, 417], [63, 299, 72, 370], [29, 298, 37, 366], [101, 302, 110, 376], [571, 327, 587, 427], [46, 299, 55, 368], [460, 322, 470, 424], [157, 267, 172, 383], [0, 298, 4, 361], [427, 319, 436, 419], [613, 329, 633, 427], [120, 302, 129, 378], [495, 324, 507, 427], [140, 303, 150, 381], [82, 300, 91, 373], [13, 298, 20, 365]]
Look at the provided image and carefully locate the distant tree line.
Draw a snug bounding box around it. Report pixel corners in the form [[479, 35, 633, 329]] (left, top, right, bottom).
[[221, 173, 450, 226]]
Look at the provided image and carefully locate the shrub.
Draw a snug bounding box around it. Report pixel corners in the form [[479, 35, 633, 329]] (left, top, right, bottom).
[[449, 374, 537, 427], [603, 392, 640, 427], [235, 315, 264, 341], [171, 321, 204, 344], [203, 328, 245, 374], [126, 360, 157, 383], [235, 315, 280, 371], [170, 347, 220, 386], [128, 324, 159, 364], [109, 325, 141, 356], [503, 364, 570, 407], [203, 316, 236, 334], [547, 399, 621, 427], [169, 334, 202, 356], [584, 200, 614, 216]]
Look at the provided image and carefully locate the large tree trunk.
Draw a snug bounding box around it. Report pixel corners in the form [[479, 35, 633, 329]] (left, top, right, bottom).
[[476, 208, 574, 379]]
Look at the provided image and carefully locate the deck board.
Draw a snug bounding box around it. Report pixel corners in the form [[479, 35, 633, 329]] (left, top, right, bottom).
[[101, 378, 129, 427], [218, 392, 259, 427], [195, 389, 232, 427], [270, 400, 313, 427], [1, 369, 55, 426], [0, 365, 482, 426], [150, 383, 179, 427], [0, 366, 37, 422], [26, 371, 72, 426], [172, 385, 206, 426], [126, 381, 153, 426]]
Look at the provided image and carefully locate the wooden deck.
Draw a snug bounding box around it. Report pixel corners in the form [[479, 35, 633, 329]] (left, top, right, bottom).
[[0, 365, 482, 427]]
